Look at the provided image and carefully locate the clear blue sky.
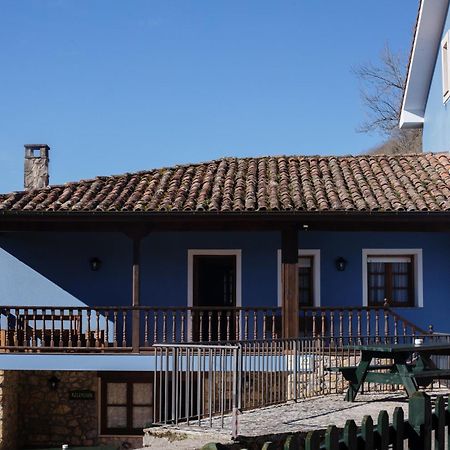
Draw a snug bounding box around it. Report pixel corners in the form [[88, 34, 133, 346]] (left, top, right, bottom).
[[0, 0, 418, 192]]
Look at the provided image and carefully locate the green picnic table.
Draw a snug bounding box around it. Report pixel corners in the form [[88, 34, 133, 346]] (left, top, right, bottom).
[[330, 342, 450, 402]]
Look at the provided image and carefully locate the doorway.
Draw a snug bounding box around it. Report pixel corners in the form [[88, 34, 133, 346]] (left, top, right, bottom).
[[189, 251, 241, 341]]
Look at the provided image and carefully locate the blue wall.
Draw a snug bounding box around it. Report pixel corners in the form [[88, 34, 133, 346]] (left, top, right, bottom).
[[0, 230, 449, 332], [423, 5, 450, 151]]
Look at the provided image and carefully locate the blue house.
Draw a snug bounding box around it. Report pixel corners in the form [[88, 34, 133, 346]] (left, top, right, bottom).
[[2, 1, 450, 447]]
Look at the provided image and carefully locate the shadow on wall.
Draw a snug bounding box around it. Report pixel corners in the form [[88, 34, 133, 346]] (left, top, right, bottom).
[[0, 232, 132, 307]]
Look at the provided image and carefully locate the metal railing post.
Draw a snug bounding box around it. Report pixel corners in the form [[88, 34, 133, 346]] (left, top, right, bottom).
[[231, 345, 240, 440]]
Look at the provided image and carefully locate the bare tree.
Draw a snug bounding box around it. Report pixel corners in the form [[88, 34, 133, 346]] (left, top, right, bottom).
[[354, 44, 422, 154]]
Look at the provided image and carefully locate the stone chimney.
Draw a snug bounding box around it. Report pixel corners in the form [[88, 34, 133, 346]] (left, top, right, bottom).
[[24, 144, 50, 190]]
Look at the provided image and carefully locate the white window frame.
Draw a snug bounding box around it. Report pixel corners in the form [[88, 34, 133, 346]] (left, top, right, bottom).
[[277, 249, 321, 307], [187, 249, 242, 308], [442, 31, 450, 103], [362, 249, 423, 308]]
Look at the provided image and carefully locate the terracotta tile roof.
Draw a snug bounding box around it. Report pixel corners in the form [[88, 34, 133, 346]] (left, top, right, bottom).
[[1, 153, 450, 214]]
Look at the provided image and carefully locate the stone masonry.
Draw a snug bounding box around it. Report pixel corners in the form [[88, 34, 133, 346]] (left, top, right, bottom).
[[0, 371, 19, 450], [17, 371, 98, 448]]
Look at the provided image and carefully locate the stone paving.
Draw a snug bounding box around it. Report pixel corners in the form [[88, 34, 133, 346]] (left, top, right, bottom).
[[141, 389, 449, 449]]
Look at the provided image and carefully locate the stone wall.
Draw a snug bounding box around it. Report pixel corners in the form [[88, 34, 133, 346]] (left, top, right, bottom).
[[0, 370, 146, 450], [0, 371, 19, 450], [17, 371, 98, 448]]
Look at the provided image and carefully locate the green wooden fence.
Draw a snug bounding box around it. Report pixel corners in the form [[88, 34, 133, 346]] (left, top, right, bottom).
[[202, 391, 449, 449]]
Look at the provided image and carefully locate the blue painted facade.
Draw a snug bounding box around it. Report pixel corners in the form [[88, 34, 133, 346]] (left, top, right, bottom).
[[1, 230, 449, 337], [423, 5, 450, 151]]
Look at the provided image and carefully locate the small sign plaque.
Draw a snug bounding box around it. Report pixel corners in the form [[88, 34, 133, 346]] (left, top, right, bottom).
[[69, 389, 95, 400]]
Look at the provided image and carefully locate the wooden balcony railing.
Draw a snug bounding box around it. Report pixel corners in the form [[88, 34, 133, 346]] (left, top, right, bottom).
[[0, 305, 429, 353], [298, 306, 430, 343], [0, 306, 280, 352]]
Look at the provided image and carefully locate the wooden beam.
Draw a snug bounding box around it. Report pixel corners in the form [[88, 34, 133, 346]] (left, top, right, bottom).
[[127, 228, 148, 353], [281, 227, 299, 339]]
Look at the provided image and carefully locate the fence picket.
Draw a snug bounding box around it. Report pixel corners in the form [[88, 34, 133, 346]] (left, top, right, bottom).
[[324, 425, 339, 450], [392, 407, 404, 450], [343, 420, 357, 450], [360, 415, 374, 449], [305, 430, 321, 450], [435, 395, 445, 450], [377, 410, 389, 450], [408, 392, 432, 450]]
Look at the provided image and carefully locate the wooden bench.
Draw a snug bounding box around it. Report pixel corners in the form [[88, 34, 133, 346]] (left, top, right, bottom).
[[327, 365, 396, 382]]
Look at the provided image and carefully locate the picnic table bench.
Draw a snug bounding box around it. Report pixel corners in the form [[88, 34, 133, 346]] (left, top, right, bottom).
[[327, 342, 450, 402]]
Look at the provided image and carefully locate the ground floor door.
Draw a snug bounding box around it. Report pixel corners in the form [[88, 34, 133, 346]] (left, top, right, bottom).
[[193, 254, 236, 341]]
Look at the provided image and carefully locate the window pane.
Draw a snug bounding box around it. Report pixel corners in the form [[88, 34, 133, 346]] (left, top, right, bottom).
[[107, 383, 127, 405], [133, 383, 152, 405], [369, 288, 385, 305], [133, 406, 153, 429], [107, 406, 127, 428], [298, 257, 312, 268], [298, 266, 312, 306], [392, 274, 409, 289], [392, 289, 409, 304]]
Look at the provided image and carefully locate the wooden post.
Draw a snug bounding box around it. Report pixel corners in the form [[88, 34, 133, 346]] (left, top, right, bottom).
[[281, 227, 299, 339], [132, 235, 141, 352]]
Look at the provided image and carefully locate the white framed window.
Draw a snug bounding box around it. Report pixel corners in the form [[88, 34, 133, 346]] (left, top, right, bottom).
[[442, 31, 450, 103], [277, 249, 321, 307], [362, 249, 423, 308]]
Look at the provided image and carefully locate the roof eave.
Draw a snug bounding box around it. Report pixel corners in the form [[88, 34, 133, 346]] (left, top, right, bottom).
[[400, 0, 450, 129]]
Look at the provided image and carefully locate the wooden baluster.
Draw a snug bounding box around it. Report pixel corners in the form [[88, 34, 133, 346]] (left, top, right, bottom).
[[253, 310, 258, 340], [272, 310, 276, 339], [188, 309, 193, 342], [153, 311, 158, 344], [330, 311, 335, 344], [113, 310, 118, 347], [199, 311, 203, 342], [348, 310, 353, 343], [312, 310, 317, 337], [162, 311, 167, 343], [86, 309, 91, 348], [403, 322, 407, 341], [32, 308, 37, 348], [366, 310, 371, 344], [384, 308, 389, 343], [41, 309, 46, 348], [208, 311, 212, 342], [68, 309, 73, 348], [105, 310, 109, 348], [244, 310, 249, 341], [226, 312, 231, 341], [13, 308, 19, 347], [394, 316, 399, 344], [95, 310, 100, 348], [74, 309, 80, 348], [181, 311, 185, 343], [59, 309, 64, 348], [217, 311, 222, 342], [22, 309, 27, 348], [339, 310, 344, 346], [50, 308, 55, 348], [375, 310, 380, 343], [263, 310, 267, 340], [144, 311, 149, 346], [236, 310, 241, 340], [321, 311, 326, 338], [172, 311, 176, 343], [122, 310, 127, 347], [356, 310, 362, 345]]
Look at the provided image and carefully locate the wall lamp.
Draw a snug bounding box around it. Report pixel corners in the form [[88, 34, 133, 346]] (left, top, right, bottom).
[[89, 257, 102, 272], [335, 257, 347, 272], [48, 375, 60, 391]]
